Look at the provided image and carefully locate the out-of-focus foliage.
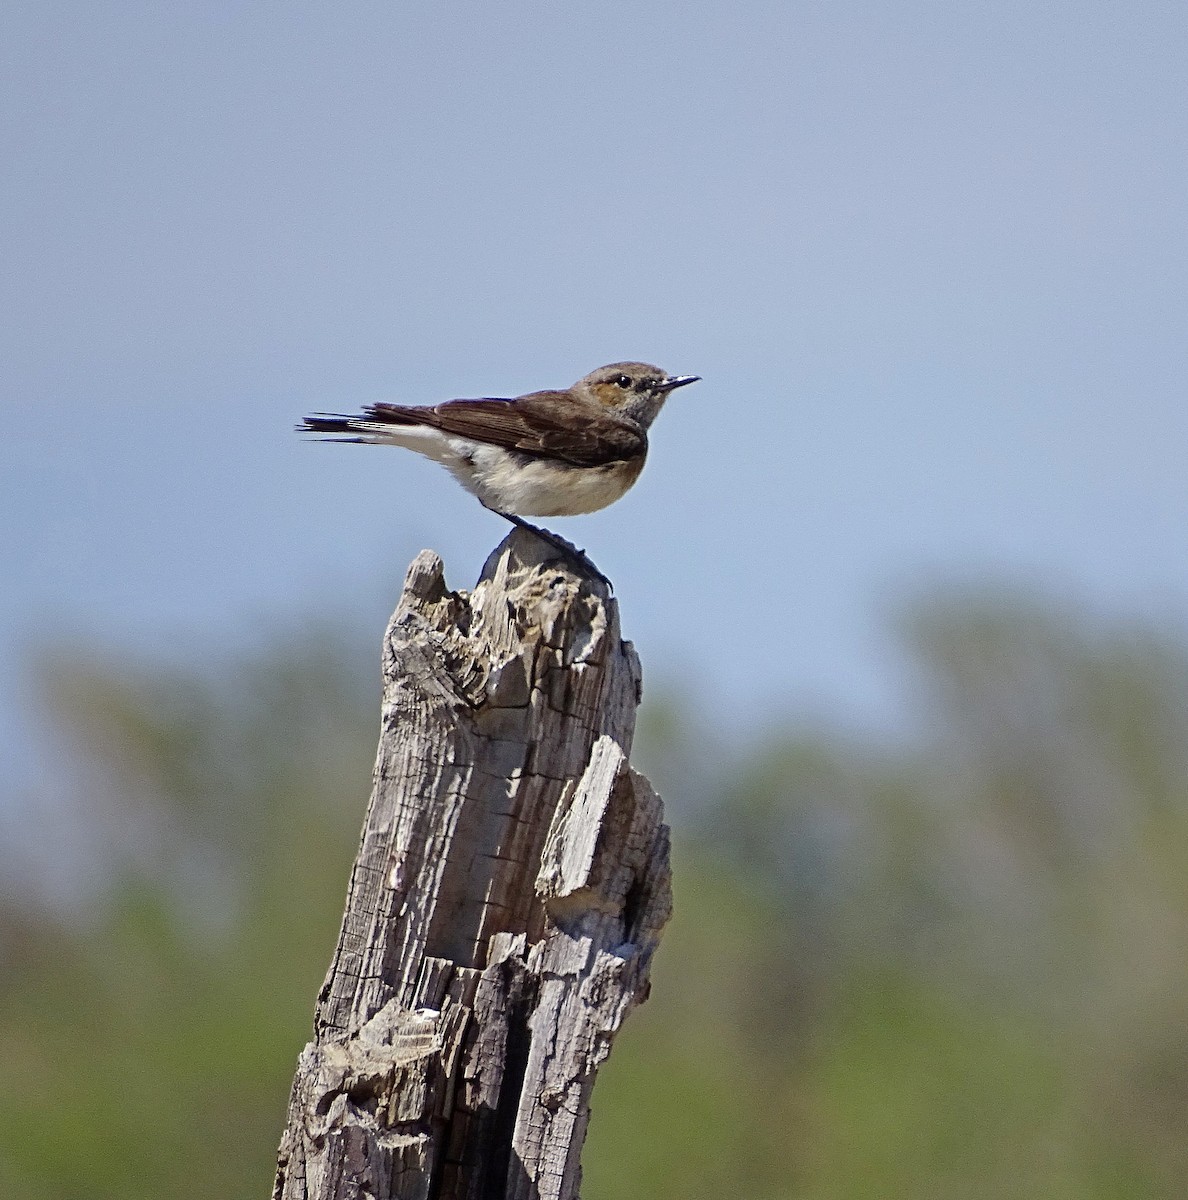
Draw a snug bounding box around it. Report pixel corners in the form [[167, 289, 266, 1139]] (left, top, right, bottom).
[[0, 629, 376, 1199], [589, 591, 1188, 1200], [4, 591, 1188, 1198]]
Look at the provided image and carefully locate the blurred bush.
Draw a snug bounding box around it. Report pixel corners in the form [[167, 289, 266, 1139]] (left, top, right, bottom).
[[3, 590, 1188, 1198]]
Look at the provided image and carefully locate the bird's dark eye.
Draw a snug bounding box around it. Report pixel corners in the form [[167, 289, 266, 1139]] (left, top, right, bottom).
[[615, 374, 632, 388]]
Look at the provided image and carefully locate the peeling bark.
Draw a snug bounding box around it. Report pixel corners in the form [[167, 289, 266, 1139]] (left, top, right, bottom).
[[273, 530, 671, 1200]]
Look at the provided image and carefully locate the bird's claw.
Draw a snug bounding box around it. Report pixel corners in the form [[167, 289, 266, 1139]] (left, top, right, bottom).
[[493, 511, 612, 591]]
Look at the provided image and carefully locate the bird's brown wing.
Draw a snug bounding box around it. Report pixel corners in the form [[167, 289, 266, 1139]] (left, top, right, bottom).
[[365, 390, 646, 467]]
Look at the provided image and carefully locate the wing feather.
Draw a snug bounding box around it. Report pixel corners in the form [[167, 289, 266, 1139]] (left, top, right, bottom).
[[365, 390, 645, 467]]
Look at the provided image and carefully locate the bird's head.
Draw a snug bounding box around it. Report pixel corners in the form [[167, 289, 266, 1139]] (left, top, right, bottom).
[[575, 362, 700, 429]]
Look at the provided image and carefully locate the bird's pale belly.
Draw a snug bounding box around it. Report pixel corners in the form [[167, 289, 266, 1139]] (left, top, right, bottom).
[[453, 443, 645, 517]]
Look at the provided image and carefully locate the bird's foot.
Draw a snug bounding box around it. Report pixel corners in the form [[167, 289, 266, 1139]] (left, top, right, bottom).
[[495, 512, 612, 591]]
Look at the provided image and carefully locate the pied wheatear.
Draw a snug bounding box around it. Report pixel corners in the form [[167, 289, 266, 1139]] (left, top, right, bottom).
[[299, 362, 699, 579]]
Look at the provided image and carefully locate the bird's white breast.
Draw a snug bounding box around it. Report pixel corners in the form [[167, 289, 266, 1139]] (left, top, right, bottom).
[[447, 441, 644, 517]]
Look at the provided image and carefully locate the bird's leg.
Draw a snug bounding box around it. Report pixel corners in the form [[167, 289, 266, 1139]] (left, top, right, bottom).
[[486, 507, 611, 589]]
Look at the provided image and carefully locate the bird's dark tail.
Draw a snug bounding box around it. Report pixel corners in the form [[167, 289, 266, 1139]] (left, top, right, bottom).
[[297, 415, 358, 435], [297, 405, 426, 438]]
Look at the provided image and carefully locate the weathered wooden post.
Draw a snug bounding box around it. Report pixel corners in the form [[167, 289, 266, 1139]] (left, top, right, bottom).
[[273, 530, 672, 1200]]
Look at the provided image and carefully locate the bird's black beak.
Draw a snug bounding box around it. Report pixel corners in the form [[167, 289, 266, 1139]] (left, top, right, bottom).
[[657, 374, 701, 393]]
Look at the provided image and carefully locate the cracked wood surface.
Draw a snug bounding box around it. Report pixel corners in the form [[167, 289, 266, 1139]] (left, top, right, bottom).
[[273, 530, 672, 1200]]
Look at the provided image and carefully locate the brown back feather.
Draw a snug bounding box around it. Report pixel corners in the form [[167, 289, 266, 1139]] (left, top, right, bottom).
[[366, 390, 646, 467]]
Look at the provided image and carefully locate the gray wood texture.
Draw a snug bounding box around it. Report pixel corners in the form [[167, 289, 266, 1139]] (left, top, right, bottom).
[[273, 531, 672, 1200]]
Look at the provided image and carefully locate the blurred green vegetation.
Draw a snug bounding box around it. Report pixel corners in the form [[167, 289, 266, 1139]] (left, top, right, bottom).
[[4, 590, 1188, 1197]]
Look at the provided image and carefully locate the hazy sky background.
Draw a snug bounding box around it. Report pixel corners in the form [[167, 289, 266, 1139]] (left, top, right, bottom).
[[3, 1, 1187, 793]]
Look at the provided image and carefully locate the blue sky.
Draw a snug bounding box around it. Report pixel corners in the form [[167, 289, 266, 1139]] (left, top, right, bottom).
[[4, 1, 1187, 794]]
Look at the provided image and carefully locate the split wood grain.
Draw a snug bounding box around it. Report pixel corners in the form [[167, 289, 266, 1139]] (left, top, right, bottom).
[[273, 530, 672, 1200]]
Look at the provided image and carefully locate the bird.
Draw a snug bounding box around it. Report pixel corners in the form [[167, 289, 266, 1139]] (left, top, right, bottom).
[[299, 362, 700, 579]]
